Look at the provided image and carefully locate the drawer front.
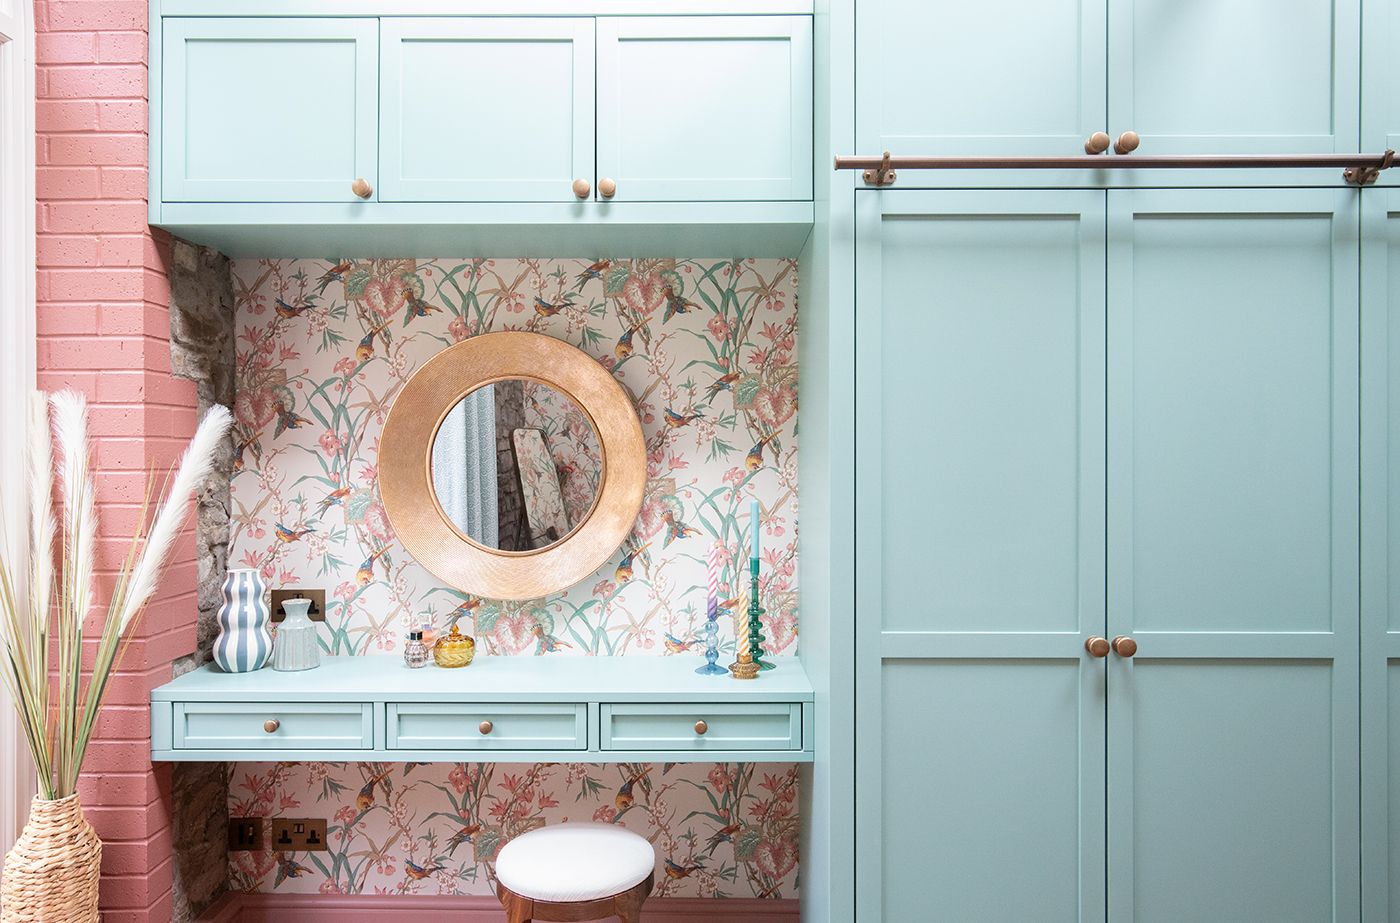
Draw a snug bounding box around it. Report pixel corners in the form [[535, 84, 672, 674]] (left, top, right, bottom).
[[600, 703, 802, 752], [387, 703, 587, 751], [173, 702, 372, 751]]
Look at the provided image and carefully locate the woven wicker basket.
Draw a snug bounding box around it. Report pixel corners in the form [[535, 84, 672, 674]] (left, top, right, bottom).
[[1, 794, 101, 923]]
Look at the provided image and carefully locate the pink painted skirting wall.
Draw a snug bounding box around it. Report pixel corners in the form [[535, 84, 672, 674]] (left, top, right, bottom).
[[198, 892, 800, 922]]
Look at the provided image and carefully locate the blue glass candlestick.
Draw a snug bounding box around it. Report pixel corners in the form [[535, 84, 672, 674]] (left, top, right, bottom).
[[695, 598, 727, 675]]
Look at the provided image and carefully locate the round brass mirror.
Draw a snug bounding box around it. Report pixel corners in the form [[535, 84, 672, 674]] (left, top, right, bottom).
[[380, 332, 645, 600]]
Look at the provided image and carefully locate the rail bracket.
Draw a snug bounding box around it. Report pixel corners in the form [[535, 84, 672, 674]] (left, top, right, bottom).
[[1344, 149, 1395, 186], [862, 150, 897, 187]]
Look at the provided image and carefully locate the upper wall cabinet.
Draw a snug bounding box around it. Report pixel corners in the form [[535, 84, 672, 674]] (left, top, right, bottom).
[[596, 17, 812, 201], [162, 18, 378, 202], [379, 18, 595, 202], [1107, 0, 1359, 155], [857, 0, 1360, 165]]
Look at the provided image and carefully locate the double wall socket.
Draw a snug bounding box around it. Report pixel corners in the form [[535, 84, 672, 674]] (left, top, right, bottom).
[[271, 817, 327, 852]]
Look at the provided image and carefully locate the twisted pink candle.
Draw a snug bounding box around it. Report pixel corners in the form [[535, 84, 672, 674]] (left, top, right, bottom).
[[707, 541, 721, 618]]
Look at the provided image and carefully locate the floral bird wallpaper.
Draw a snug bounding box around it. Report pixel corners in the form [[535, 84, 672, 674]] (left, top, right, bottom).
[[227, 257, 800, 899]]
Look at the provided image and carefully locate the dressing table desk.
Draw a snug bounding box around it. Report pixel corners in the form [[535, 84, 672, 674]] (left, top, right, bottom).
[[150, 655, 814, 763]]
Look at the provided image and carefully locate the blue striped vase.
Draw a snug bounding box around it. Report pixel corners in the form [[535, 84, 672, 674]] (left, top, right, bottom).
[[212, 568, 272, 673]]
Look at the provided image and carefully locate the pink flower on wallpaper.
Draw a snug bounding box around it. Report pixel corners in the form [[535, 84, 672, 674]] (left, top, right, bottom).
[[707, 314, 732, 341], [592, 805, 617, 823], [448, 316, 471, 342], [319, 430, 343, 455], [754, 837, 799, 881], [753, 383, 796, 428], [448, 764, 470, 793], [362, 501, 395, 543], [334, 357, 357, 378], [492, 609, 538, 655]]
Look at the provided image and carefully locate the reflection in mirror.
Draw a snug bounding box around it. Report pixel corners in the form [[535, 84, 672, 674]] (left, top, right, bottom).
[[431, 379, 602, 552]]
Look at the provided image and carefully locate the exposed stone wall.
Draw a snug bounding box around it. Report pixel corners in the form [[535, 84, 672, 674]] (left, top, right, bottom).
[[166, 238, 236, 922]]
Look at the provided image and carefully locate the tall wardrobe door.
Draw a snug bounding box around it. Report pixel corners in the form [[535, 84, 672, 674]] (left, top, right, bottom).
[[1362, 187, 1400, 920], [1107, 0, 1360, 156], [1106, 189, 1361, 923], [855, 190, 1107, 923]]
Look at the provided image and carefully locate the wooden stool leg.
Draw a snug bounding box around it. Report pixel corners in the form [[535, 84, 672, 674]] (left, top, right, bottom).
[[501, 890, 534, 923], [613, 876, 650, 923]]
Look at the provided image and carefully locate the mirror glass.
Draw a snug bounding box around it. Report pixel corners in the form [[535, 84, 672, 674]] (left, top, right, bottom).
[[430, 379, 602, 552]]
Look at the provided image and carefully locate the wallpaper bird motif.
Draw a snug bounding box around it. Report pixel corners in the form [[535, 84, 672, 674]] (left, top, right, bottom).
[[226, 257, 800, 899]]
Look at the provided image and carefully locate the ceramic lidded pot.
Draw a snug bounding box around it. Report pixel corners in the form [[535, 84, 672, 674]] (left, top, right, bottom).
[[272, 597, 321, 672], [433, 623, 476, 668], [212, 568, 271, 673]]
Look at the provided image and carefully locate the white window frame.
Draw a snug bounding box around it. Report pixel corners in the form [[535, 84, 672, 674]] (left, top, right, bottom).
[[0, 0, 35, 855]]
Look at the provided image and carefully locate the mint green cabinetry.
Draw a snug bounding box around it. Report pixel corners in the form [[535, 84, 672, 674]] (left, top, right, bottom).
[[856, 189, 1108, 922], [379, 18, 594, 202], [1363, 187, 1400, 920], [596, 16, 812, 201], [1107, 189, 1360, 922], [1363, 0, 1400, 185], [857, 188, 1362, 921], [161, 18, 378, 202]]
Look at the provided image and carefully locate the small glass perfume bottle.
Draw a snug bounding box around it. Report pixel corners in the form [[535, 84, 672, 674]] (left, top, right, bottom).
[[403, 629, 431, 669]]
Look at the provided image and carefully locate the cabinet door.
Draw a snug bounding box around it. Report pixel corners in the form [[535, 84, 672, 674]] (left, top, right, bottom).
[[855, 0, 1106, 156], [162, 18, 377, 203], [855, 190, 1107, 923], [1362, 187, 1400, 920], [1106, 189, 1360, 922], [379, 19, 594, 203], [595, 16, 811, 202], [1362, 0, 1400, 184], [1108, 0, 1360, 156]]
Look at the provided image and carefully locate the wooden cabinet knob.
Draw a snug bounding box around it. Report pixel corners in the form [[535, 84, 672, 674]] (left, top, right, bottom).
[[479, 720, 493, 735], [572, 178, 591, 199], [694, 719, 708, 736], [598, 177, 617, 199], [1114, 131, 1140, 155], [1084, 132, 1111, 155], [1112, 636, 1138, 658], [264, 719, 280, 733], [1084, 636, 1110, 658], [351, 177, 373, 199]]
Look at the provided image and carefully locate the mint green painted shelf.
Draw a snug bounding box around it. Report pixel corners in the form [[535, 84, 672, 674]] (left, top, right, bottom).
[[150, 655, 815, 763]]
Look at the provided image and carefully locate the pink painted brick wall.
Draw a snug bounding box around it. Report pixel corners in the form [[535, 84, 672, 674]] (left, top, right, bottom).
[[35, 1, 199, 920]]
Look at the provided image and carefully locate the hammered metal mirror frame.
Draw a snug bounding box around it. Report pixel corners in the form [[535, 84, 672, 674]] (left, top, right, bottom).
[[379, 331, 646, 600]]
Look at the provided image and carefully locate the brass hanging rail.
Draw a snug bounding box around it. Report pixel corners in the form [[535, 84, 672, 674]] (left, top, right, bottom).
[[835, 149, 1397, 187]]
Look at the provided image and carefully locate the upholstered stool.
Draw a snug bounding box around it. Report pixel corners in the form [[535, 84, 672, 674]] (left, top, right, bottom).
[[494, 823, 656, 923]]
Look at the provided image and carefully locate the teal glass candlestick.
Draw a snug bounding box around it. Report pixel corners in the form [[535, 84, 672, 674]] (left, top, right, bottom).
[[749, 556, 775, 671]]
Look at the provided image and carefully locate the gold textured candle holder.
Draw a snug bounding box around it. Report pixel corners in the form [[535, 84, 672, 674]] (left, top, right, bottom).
[[729, 596, 759, 680]]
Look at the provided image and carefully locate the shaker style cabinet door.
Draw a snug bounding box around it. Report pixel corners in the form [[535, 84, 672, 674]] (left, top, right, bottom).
[[161, 18, 378, 203], [1362, 0, 1400, 184], [595, 17, 812, 202], [855, 190, 1108, 923], [855, 0, 1107, 157], [1362, 187, 1400, 921], [379, 18, 594, 202], [1107, 0, 1360, 156], [1106, 189, 1361, 923]]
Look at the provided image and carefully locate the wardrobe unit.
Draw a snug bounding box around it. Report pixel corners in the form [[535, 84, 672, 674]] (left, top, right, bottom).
[[804, 0, 1400, 919]]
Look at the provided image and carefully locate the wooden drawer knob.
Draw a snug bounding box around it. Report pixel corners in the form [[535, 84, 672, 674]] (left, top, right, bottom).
[[572, 178, 590, 198], [1112, 636, 1138, 658], [351, 177, 373, 199], [1114, 131, 1140, 155], [264, 719, 280, 733], [1084, 132, 1111, 155], [1084, 636, 1110, 658], [598, 177, 617, 199], [694, 719, 708, 736], [479, 720, 493, 735]]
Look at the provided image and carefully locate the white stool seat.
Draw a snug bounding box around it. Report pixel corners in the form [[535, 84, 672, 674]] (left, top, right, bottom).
[[495, 822, 656, 903]]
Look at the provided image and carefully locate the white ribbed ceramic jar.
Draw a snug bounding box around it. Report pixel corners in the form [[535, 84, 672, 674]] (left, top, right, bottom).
[[271, 597, 321, 672]]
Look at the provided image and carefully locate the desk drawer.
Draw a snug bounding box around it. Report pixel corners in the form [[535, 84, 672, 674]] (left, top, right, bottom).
[[173, 702, 373, 751], [387, 703, 587, 751], [600, 703, 802, 752]]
